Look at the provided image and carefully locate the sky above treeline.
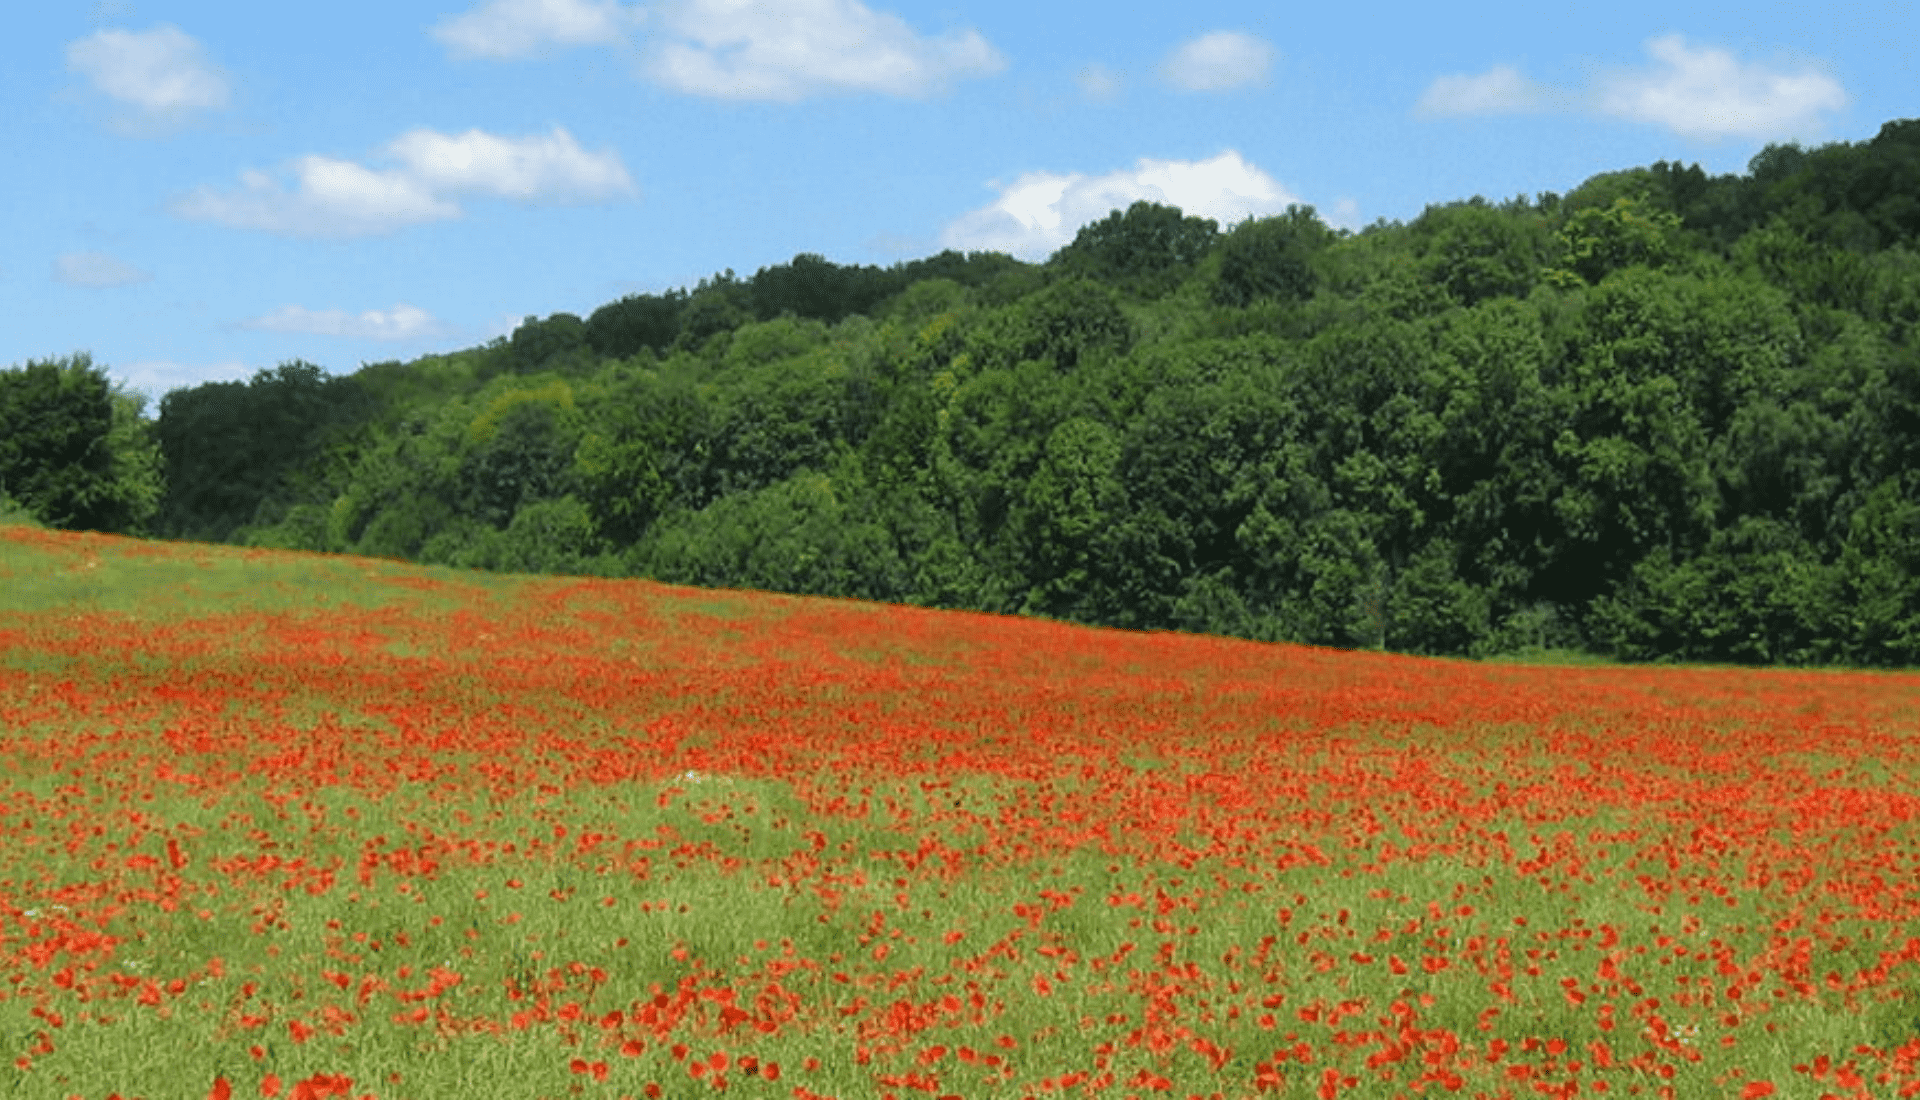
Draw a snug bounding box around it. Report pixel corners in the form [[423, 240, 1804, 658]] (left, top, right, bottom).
[[5, 1, 1912, 400]]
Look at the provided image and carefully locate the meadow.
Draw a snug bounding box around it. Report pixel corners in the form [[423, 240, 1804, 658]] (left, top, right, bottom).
[[1, 524, 1917, 1100]]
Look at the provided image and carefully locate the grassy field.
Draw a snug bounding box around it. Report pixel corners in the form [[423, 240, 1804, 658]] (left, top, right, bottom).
[[2, 523, 1918, 1100]]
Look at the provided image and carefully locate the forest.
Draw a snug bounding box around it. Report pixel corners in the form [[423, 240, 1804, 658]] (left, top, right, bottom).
[[5, 118, 1917, 666]]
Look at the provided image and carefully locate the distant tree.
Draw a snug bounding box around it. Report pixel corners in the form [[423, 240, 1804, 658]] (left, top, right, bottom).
[[1014, 417, 1126, 618], [459, 381, 582, 528], [504, 313, 589, 374], [1212, 205, 1335, 307], [890, 250, 1032, 297], [0, 353, 161, 533], [1547, 196, 1682, 286], [1411, 199, 1554, 307], [156, 361, 370, 542], [1052, 201, 1220, 297], [749, 253, 898, 323], [675, 271, 754, 352], [973, 277, 1132, 372], [586, 291, 686, 360]]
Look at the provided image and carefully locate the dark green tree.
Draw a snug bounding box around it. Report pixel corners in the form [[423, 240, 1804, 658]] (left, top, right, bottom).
[[1, 353, 161, 533], [156, 361, 372, 542], [1051, 201, 1219, 297], [971, 277, 1132, 373], [1412, 198, 1554, 307], [1212, 205, 1336, 307], [586, 291, 686, 359]]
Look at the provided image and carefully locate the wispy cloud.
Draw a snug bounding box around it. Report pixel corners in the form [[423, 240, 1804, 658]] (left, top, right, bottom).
[[1595, 35, 1847, 140], [66, 24, 229, 132], [170, 126, 635, 238], [644, 0, 1005, 100], [1416, 36, 1846, 141], [1076, 63, 1122, 102], [54, 250, 152, 288], [941, 151, 1298, 261], [1414, 63, 1550, 117], [1160, 31, 1275, 93], [432, 0, 642, 60], [434, 0, 1004, 100], [241, 304, 441, 340]]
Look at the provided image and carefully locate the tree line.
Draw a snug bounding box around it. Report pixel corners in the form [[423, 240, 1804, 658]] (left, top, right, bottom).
[[6, 118, 1917, 666]]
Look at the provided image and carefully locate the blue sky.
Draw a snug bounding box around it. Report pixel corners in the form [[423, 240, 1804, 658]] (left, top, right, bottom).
[[5, 1, 1911, 401]]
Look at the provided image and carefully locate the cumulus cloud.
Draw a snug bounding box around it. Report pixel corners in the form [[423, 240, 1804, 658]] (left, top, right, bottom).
[[432, 0, 642, 59], [1160, 31, 1275, 92], [66, 24, 229, 130], [170, 126, 634, 238], [941, 150, 1299, 261], [242, 304, 441, 340], [387, 127, 635, 200], [54, 251, 152, 288], [1416, 36, 1846, 141], [1595, 34, 1847, 140], [1414, 63, 1549, 117], [644, 0, 1005, 100]]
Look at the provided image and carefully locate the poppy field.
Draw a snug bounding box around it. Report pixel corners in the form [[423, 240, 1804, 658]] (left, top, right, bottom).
[[2, 524, 1918, 1100]]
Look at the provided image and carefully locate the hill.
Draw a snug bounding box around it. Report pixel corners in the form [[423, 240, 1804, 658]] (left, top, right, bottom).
[[5, 119, 1919, 666]]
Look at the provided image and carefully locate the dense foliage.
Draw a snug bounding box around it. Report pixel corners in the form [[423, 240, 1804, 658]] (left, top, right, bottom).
[[0, 353, 160, 534], [8, 119, 1919, 665]]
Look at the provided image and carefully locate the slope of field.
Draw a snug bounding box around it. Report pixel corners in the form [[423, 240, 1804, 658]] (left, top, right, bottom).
[[2, 524, 1918, 1100]]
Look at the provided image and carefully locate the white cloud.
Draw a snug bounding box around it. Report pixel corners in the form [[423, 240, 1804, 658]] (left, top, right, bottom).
[[1076, 63, 1121, 102], [171, 158, 459, 238], [66, 24, 229, 126], [1416, 36, 1846, 142], [54, 250, 152, 288], [941, 150, 1299, 261], [387, 127, 635, 200], [1596, 34, 1848, 140], [242, 304, 441, 340], [1159, 31, 1275, 92], [432, 0, 641, 59], [1414, 64, 1549, 117], [170, 126, 634, 238], [644, 0, 1005, 100]]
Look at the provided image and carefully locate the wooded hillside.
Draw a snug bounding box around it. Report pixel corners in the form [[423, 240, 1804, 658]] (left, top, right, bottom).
[[7, 119, 1918, 665]]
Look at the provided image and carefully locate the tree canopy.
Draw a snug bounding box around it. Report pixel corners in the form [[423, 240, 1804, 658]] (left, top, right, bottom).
[[10, 117, 1920, 667]]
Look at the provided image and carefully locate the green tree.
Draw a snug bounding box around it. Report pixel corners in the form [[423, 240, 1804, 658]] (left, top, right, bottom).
[[675, 272, 754, 352], [1051, 201, 1219, 297], [586, 291, 686, 360], [156, 361, 370, 542], [749, 252, 899, 322], [1014, 417, 1126, 618], [1412, 198, 1554, 307], [969, 277, 1132, 373], [1548, 196, 1682, 286], [638, 464, 915, 602], [503, 313, 589, 374], [1835, 474, 1920, 664], [1211, 205, 1335, 308], [459, 380, 583, 528], [452, 495, 608, 576], [0, 353, 160, 533]]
